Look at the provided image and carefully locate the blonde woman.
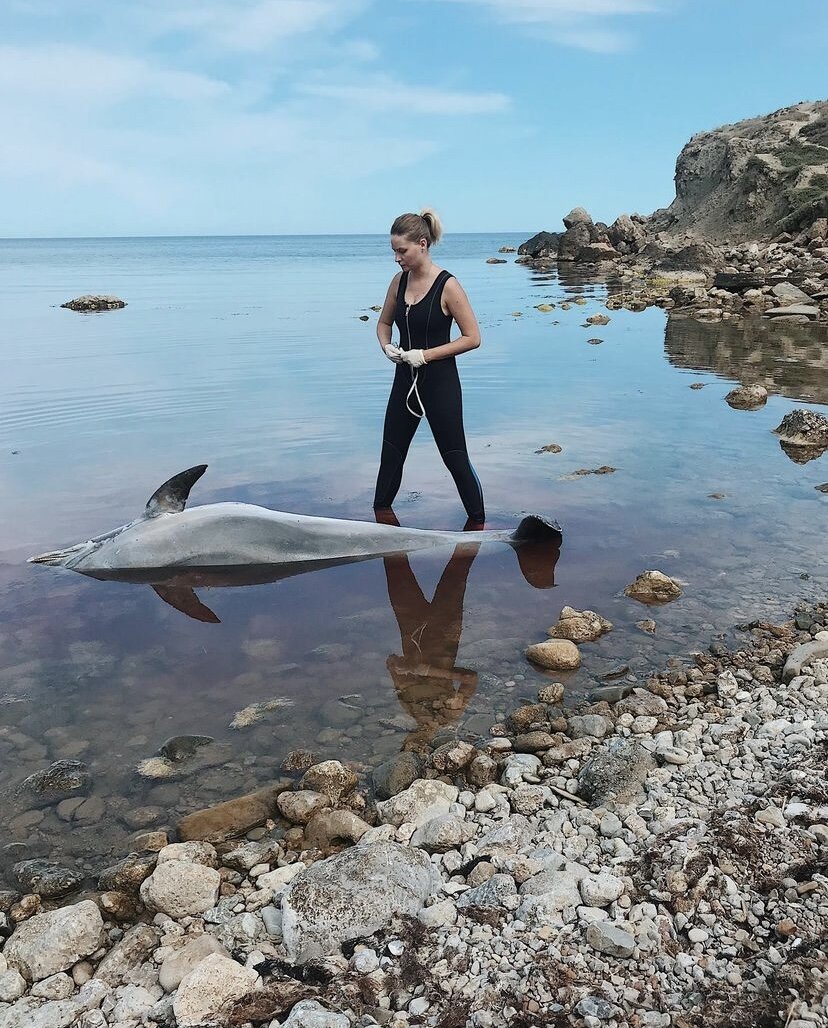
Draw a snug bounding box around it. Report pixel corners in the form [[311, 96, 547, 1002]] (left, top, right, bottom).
[[373, 209, 485, 528]]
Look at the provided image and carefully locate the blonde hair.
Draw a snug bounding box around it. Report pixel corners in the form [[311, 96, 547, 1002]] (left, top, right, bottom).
[[390, 208, 443, 247]]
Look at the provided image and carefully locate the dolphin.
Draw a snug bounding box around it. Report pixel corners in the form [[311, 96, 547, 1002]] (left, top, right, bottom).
[[29, 465, 562, 621]]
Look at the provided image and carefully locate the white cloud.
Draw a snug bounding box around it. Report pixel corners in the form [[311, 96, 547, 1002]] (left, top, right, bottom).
[[425, 0, 663, 51], [0, 44, 228, 104], [297, 76, 510, 115]]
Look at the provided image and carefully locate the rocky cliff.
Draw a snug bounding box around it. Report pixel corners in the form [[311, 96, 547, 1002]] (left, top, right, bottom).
[[649, 100, 828, 242]]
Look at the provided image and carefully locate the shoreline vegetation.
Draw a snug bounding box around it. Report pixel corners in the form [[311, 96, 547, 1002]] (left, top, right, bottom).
[[1, 99, 827, 1028]]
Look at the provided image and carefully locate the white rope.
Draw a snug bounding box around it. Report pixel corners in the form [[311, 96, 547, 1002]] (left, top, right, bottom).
[[406, 368, 425, 419]]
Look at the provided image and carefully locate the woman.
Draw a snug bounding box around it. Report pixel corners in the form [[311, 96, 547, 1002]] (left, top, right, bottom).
[[373, 209, 485, 528]]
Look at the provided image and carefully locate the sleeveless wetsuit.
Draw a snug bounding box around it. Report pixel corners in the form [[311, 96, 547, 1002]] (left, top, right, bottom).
[[373, 270, 485, 522]]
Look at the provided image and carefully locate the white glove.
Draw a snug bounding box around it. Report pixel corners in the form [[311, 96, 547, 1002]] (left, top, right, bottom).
[[384, 344, 402, 363], [401, 348, 427, 368]]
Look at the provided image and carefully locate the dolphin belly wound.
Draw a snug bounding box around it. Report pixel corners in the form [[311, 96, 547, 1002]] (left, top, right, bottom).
[[29, 465, 562, 618]]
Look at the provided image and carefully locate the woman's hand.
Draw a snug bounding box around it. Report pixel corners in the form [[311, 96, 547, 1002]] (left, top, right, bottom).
[[384, 344, 403, 363], [400, 348, 427, 368]]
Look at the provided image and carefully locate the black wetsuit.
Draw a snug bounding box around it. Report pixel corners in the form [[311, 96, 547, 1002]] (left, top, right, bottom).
[[373, 270, 485, 522]]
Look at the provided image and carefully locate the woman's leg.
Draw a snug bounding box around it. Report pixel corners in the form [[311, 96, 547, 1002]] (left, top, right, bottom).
[[423, 367, 485, 522], [373, 370, 421, 510]]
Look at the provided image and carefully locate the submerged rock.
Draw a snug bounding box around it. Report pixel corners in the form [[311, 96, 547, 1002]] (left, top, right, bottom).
[[624, 570, 682, 604], [177, 782, 290, 842], [13, 860, 84, 899], [20, 760, 91, 806], [159, 735, 214, 762]]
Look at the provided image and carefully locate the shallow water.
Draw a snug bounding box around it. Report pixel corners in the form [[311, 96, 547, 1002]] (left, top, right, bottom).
[[1, 235, 826, 881]]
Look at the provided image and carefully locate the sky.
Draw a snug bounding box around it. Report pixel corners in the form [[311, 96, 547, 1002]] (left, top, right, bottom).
[[1, 0, 826, 237]]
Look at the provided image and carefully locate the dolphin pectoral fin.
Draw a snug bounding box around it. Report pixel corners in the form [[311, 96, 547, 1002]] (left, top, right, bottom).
[[151, 584, 221, 623], [146, 465, 208, 516]]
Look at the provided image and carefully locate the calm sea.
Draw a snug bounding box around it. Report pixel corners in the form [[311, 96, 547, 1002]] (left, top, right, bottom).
[[0, 234, 826, 878]]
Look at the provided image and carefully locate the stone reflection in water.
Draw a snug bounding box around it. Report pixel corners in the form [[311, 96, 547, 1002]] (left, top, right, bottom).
[[664, 312, 828, 405]]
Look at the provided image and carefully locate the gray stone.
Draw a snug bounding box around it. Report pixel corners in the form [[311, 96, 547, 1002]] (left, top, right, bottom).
[[19, 760, 91, 806], [281, 842, 439, 963], [173, 953, 260, 1027], [13, 860, 84, 899], [375, 779, 458, 827], [139, 860, 220, 917], [4, 900, 103, 981], [578, 740, 655, 805], [585, 920, 636, 957], [159, 934, 230, 992], [410, 814, 465, 853], [95, 924, 160, 986], [371, 752, 423, 799], [476, 815, 534, 858], [282, 999, 351, 1028]]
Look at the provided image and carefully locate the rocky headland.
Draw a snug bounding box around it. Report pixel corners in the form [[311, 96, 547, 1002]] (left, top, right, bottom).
[[517, 101, 828, 325], [0, 601, 826, 1028]]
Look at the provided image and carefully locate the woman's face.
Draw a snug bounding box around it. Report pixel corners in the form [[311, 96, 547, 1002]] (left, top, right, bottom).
[[391, 234, 428, 272]]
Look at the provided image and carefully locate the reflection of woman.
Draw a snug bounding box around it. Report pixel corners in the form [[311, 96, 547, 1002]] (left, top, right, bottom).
[[374, 209, 485, 528], [382, 541, 480, 753]]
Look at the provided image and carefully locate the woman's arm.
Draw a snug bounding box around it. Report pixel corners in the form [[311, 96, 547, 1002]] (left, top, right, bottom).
[[376, 273, 402, 355], [420, 278, 481, 364]]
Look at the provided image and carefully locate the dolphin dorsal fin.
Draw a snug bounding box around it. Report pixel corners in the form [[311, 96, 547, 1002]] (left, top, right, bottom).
[[146, 465, 207, 516]]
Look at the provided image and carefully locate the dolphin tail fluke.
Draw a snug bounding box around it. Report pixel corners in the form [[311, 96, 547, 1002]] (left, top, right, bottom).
[[151, 585, 221, 623], [146, 465, 208, 516], [512, 514, 562, 542], [510, 515, 562, 590]]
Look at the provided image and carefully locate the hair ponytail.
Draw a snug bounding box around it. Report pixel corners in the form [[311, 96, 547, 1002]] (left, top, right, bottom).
[[390, 208, 443, 247]]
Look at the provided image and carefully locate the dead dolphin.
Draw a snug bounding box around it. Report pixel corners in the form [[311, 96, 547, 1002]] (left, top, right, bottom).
[[29, 466, 562, 620]]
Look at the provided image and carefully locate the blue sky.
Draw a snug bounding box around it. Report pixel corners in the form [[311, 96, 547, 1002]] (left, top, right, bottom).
[[1, 0, 826, 237]]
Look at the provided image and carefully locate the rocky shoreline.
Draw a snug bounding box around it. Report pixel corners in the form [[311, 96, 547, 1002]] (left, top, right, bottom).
[[1, 601, 826, 1028]]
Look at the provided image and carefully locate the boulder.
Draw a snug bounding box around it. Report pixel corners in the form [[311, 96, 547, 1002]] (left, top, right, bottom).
[[299, 761, 358, 803], [159, 934, 230, 992], [277, 790, 331, 825], [139, 860, 220, 917], [13, 860, 84, 899], [563, 207, 594, 229], [578, 739, 655, 806], [773, 409, 828, 448], [371, 751, 423, 799], [20, 760, 91, 807], [375, 778, 458, 827], [4, 900, 103, 981], [282, 1000, 352, 1028], [558, 222, 592, 261], [95, 924, 160, 986], [177, 782, 290, 842], [579, 242, 618, 262], [98, 852, 157, 892], [624, 570, 682, 604], [548, 606, 612, 643], [725, 384, 768, 410], [517, 231, 560, 258], [476, 815, 534, 859], [585, 920, 636, 957], [525, 639, 581, 671], [281, 841, 439, 963], [173, 953, 260, 1027], [303, 809, 370, 851]]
